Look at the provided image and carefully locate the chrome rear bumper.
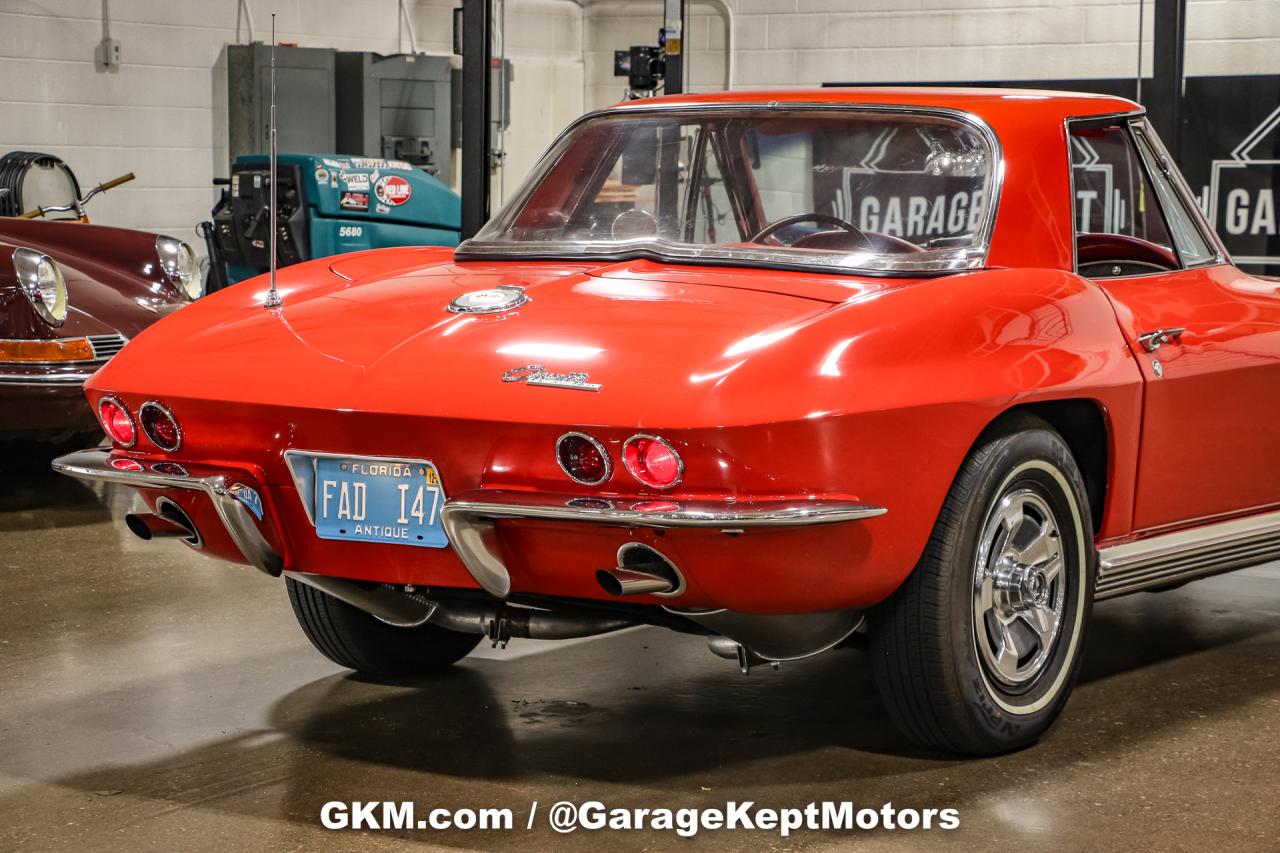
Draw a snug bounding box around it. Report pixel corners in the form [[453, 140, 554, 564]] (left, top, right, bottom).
[[51, 448, 886, 598], [51, 448, 282, 576], [440, 490, 886, 598]]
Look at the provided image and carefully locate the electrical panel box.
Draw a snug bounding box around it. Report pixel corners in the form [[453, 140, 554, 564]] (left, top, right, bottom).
[[227, 44, 337, 159], [335, 52, 454, 186]]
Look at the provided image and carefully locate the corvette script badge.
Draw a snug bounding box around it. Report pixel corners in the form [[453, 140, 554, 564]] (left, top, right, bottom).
[[502, 364, 601, 392]]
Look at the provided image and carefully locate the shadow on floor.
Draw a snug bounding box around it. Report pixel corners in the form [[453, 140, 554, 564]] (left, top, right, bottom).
[[1, 574, 1277, 849], [35, 604, 1280, 780], [0, 468, 109, 527]]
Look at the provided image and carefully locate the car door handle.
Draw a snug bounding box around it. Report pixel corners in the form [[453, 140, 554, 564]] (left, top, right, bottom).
[[1137, 327, 1186, 353]]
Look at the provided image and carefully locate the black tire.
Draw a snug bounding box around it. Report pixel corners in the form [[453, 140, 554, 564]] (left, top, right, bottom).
[[286, 577, 482, 676], [868, 416, 1095, 755]]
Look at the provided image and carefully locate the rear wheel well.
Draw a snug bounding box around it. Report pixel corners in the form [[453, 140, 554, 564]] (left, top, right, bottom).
[[979, 400, 1109, 533]]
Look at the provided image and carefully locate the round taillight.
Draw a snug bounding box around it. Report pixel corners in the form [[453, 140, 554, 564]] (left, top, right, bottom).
[[622, 435, 682, 489], [97, 396, 136, 447], [556, 432, 611, 485], [139, 401, 182, 452]]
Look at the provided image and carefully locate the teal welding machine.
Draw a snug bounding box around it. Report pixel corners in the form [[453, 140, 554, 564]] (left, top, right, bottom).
[[204, 153, 461, 288]]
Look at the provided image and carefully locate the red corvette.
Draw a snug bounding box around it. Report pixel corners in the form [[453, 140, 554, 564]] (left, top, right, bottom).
[[52, 88, 1273, 755]]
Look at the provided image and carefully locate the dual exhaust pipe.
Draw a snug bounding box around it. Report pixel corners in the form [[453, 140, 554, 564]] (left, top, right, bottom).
[[125, 499, 199, 545], [124, 510, 850, 661], [126, 502, 682, 601]]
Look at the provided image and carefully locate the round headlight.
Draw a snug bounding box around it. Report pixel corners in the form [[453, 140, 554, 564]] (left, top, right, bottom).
[[155, 236, 202, 300], [11, 247, 68, 326]]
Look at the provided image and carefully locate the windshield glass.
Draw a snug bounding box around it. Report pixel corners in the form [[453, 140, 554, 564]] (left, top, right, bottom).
[[461, 107, 999, 275]]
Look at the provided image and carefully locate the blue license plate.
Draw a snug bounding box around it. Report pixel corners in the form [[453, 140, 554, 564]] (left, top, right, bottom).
[[313, 456, 447, 548]]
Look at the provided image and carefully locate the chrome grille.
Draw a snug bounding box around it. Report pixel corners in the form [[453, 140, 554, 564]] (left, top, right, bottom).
[[88, 333, 128, 361]]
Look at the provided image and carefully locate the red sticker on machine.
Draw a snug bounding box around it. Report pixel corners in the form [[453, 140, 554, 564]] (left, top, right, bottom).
[[374, 175, 412, 207], [340, 191, 369, 210]]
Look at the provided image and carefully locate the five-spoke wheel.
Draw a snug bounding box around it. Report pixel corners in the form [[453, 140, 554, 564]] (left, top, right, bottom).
[[869, 414, 1095, 755], [973, 488, 1066, 689]]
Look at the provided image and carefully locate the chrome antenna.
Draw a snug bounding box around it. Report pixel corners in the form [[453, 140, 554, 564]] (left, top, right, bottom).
[[264, 12, 282, 309]]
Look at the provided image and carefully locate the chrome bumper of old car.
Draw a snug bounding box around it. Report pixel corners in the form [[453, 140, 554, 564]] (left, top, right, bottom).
[[50, 448, 282, 576], [439, 489, 887, 598], [50, 448, 886, 599], [0, 370, 98, 386]]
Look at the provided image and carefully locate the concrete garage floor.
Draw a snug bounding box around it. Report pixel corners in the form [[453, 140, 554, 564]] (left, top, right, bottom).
[[1, 462, 1278, 852]]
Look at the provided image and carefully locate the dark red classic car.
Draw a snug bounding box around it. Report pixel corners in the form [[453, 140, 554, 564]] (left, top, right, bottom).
[[51, 88, 1273, 755], [1, 216, 200, 447]]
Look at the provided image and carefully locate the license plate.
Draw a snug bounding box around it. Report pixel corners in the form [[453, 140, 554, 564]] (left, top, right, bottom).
[[313, 456, 447, 548]]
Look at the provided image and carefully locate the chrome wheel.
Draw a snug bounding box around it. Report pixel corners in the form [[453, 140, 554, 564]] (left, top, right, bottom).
[[973, 488, 1066, 689]]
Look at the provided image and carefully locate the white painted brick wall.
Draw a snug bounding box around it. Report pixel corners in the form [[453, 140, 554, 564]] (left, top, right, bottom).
[[584, 0, 1280, 110], [0, 0, 583, 253], [1, 0, 1276, 253]]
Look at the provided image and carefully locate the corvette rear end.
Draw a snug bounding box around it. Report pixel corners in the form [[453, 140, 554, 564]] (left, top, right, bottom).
[[52, 246, 910, 653], [56, 89, 1168, 756]]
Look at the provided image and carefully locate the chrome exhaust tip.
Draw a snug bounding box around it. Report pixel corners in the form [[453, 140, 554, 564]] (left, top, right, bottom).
[[124, 512, 189, 540], [125, 499, 199, 545], [596, 543, 684, 597], [595, 567, 674, 596]]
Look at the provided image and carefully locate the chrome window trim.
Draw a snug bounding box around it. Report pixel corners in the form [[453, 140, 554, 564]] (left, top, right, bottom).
[[1127, 122, 1217, 269], [555, 431, 613, 486], [1064, 109, 1151, 279], [457, 102, 1005, 277], [1128, 117, 1230, 267], [621, 433, 685, 490], [139, 400, 183, 453], [1064, 109, 1229, 280], [97, 395, 136, 448]]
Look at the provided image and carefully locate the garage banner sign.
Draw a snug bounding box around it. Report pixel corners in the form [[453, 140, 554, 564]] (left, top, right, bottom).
[[828, 74, 1280, 273]]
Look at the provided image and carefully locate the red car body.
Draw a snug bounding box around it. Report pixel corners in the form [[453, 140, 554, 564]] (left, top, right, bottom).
[[50, 89, 1277, 750]]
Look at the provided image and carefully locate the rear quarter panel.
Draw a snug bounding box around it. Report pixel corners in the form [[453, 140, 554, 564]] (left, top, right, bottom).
[[741, 266, 1143, 604]]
